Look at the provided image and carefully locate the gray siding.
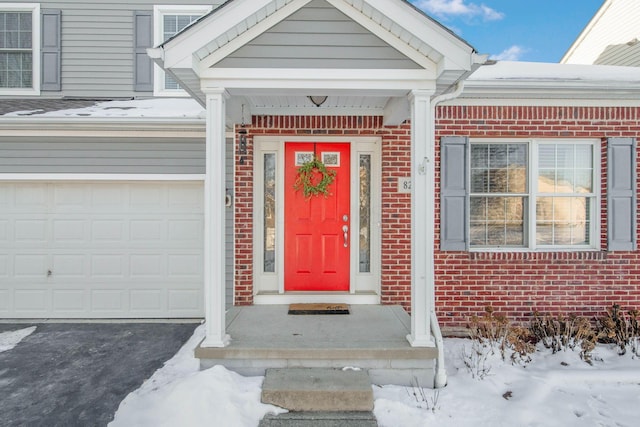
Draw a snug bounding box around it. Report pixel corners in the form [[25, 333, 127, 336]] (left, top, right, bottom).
[[595, 42, 640, 67], [216, 0, 420, 69], [2, 0, 219, 99], [0, 136, 204, 174]]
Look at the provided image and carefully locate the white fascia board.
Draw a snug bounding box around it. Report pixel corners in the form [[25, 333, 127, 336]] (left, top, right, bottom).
[[353, 0, 475, 71], [199, 68, 436, 91], [324, 0, 436, 72], [163, 0, 290, 70], [198, 0, 312, 71]]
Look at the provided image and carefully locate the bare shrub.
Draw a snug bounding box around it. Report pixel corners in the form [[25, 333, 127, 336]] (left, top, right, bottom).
[[597, 305, 640, 357], [529, 312, 597, 364]]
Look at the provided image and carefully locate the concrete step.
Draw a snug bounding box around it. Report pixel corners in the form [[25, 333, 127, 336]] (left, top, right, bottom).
[[261, 368, 374, 412], [259, 411, 378, 427]]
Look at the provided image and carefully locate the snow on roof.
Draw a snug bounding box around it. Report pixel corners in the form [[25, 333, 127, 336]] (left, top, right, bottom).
[[1, 98, 206, 119], [470, 60, 640, 83]]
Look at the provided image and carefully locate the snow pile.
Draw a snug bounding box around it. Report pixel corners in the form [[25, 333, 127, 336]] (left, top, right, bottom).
[[3, 98, 206, 119], [110, 327, 640, 427], [0, 326, 36, 353], [470, 60, 640, 83], [109, 325, 285, 427], [373, 338, 640, 427]]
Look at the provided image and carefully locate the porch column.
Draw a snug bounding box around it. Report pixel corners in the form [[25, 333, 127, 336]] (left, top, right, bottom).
[[201, 88, 230, 347], [408, 89, 435, 347]]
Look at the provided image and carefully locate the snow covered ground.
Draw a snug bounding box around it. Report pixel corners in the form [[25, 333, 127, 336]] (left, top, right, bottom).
[[109, 325, 640, 427], [2, 325, 638, 426]]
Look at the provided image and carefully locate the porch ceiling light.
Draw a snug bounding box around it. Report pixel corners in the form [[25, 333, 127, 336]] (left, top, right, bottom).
[[308, 95, 328, 107]]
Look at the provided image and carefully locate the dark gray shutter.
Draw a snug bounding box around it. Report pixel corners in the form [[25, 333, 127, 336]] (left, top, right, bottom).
[[134, 11, 153, 92], [41, 9, 61, 91], [440, 136, 469, 250], [607, 137, 637, 251]]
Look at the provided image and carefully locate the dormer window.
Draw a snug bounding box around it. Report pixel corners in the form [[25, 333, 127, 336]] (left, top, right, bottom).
[[153, 5, 211, 96]]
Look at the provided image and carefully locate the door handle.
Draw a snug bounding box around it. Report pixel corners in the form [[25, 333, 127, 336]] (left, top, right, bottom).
[[342, 225, 348, 248]]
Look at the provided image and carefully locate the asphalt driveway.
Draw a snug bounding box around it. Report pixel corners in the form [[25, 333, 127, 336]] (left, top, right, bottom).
[[0, 322, 198, 427]]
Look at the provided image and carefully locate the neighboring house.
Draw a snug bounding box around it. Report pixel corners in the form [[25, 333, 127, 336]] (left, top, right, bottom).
[[561, 0, 640, 66], [1, 0, 639, 353]]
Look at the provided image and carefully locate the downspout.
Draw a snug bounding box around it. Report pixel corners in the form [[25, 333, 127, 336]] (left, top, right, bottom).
[[429, 81, 466, 389]]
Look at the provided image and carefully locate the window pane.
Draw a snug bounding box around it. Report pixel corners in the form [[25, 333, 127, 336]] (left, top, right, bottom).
[[359, 155, 371, 273], [471, 143, 527, 194], [470, 196, 525, 246], [536, 197, 590, 246], [537, 144, 593, 194], [263, 154, 276, 273], [162, 14, 202, 90], [0, 12, 32, 89]]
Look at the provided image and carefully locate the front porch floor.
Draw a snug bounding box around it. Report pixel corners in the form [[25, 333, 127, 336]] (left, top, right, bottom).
[[195, 305, 439, 386]]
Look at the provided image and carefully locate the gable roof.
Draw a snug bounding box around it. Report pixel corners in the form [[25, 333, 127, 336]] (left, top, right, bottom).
[[561, 0, 640, 65], [149, 0, 485, 114]]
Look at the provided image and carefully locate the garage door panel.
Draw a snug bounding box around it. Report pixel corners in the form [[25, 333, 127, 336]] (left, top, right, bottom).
[[1, 182, 204, 318], [90, 185, 127, 212], [168, 253, 202, 277], [168, 289, 200, 311], [53, 219, 87, 242], [52, 254, 87, 278], [15, 219, 48, 243], [91, 289, 126, 312], [52, 184, 89, 210], [53, 289, 86, 312], [15, 289, 49, 311], [130, 220, 163, 241], [14, 185, 48, 210], [130, 254, 164, 278], [91, 220, 125, 241], [14, 254, 48, 278], [91, 254, 126, 277]]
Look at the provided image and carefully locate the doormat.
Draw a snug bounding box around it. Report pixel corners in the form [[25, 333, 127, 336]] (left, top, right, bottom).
[[288, 303, 350, 315]]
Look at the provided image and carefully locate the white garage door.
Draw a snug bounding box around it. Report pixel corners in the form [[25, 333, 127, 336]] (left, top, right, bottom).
[[0, 182, 204, 318]]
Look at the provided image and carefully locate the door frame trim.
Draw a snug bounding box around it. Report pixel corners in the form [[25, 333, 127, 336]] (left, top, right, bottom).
[[252, 135, 381, 304]]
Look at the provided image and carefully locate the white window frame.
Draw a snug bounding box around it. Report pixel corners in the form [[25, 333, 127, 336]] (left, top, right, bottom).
[[153, 5, 211, 97], [252, 136, 382, 304], [470, 138, 601, 251], [0, 3, 40, 95]]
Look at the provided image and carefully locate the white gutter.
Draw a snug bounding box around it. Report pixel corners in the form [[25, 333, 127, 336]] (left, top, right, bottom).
[[428, 80, 466, 389]]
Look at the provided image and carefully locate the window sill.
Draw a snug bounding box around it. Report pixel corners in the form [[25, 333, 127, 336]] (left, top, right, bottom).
[[467, 250, 607, 261]]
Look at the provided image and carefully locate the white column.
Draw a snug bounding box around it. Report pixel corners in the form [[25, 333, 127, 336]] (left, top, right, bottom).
[[201, 89, 230, 347], [407, 89, 435, 347]]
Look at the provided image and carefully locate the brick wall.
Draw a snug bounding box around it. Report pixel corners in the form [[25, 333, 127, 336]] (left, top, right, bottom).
[[233, 116, 413, 307], [435, 105, 640, 328], [233, 107, 640, 331]]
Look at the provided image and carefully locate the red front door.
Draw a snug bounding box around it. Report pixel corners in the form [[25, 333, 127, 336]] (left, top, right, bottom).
[[284, 142, 350, 291]]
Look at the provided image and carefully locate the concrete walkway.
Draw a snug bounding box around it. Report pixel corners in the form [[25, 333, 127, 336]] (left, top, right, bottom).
[[0, 322, 198, 427]]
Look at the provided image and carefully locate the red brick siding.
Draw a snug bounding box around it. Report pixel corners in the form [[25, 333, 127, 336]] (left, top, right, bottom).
[[435, 106, 640, 327], [233, 107, 640, 329], [233, 116, 413, 308]]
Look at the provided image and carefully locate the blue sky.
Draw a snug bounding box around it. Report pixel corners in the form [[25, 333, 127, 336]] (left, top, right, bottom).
[[410, 0, 604, 62]]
